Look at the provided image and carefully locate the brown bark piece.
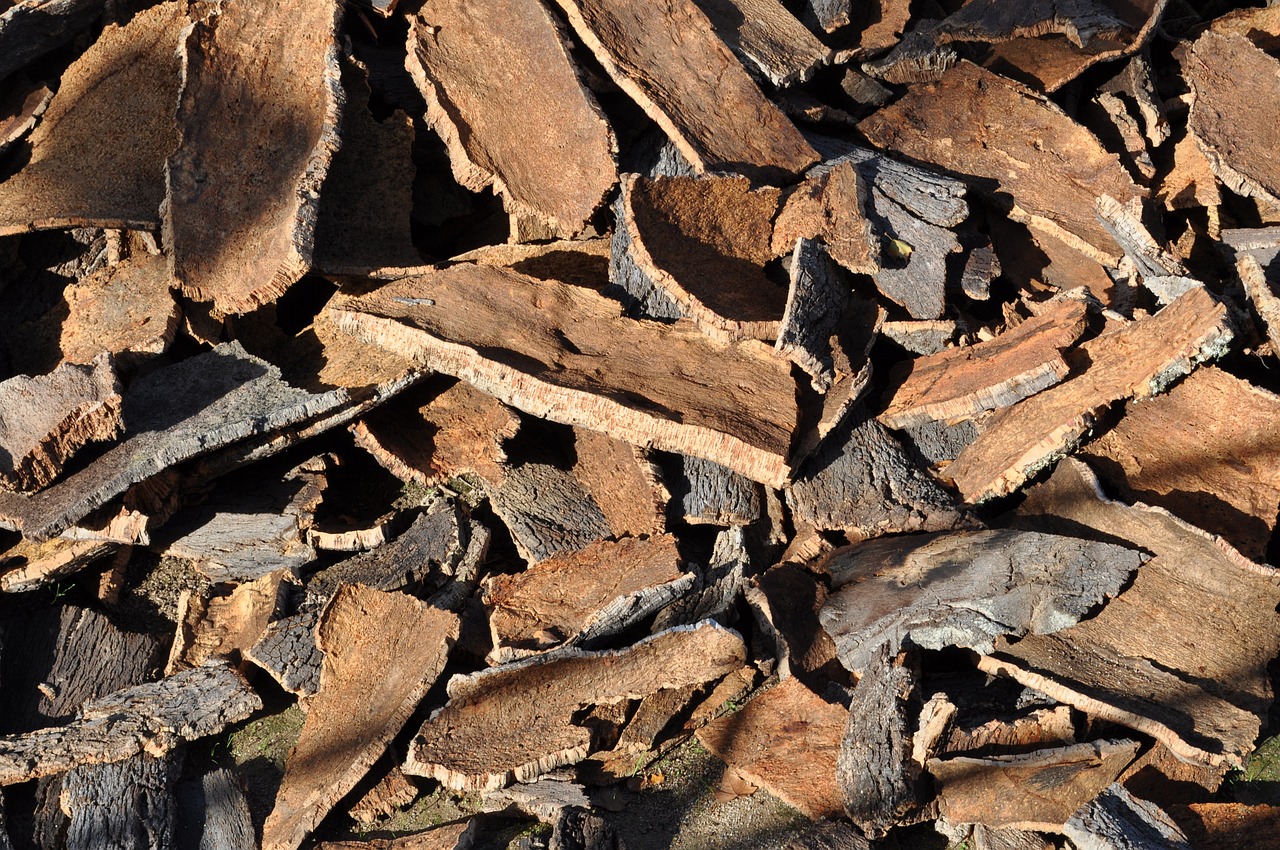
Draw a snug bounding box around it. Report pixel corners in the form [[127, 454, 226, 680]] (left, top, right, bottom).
[[58, 251, 180, 368], [332, 265, 800, 487], [0, 536, 116, 593], [166, 570, 288, 673], [880, 298, 1088, 429], [1237, 254, 1280, 358], [549, 0, 817, 179], [405, 622, 747, 791], [1208, 5, 1280, 49], [165, 0, 342, 315], [747, 564, 845, 687], [570, 429, 665, 538], [245, 612, 322, 701], [262, 586, 459, 850], [0, 74, 52, 156], [1082, 366, 1280, 559], [484, 534, 692, 662], [695, 0, 832, 87], [618, 173, 785, 341], [993, 458, 1280, 767], [0, 2, 182, 235], [943, 705, 1076, 757], [0, 354, 121, 491], [351, 378, 518, 490], [406, 0, 616, 238], [0, 662, 260, 784], [946, 286, 1233, 503], [929, 739, 1139, 831], [773, 161, 877, 276], [859, 61, 1143, 265], [489, 463, 612, 565], [1158, 133, 1222, 211], [819, 528, 1143, 674], [1171, 803, 1280, 850], [315, 821, 477, 850], [1186, 31, 1280, 210], [697, 678, 847, 819], [451, 239, 611, 291], [1063, 784, 1191, 850], [348, 769, 418, 826]]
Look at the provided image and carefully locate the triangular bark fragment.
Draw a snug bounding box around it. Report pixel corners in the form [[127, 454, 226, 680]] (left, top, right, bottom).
[[694, 0, 833, 87], [166, 570, 289, 673], [1063, 784, 1191, 850]]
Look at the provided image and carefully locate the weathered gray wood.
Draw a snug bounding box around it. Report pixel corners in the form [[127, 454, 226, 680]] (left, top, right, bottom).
[[838, 643, 917, 838], [781, 821, 872, 850], [57, 752, 182, 850], [653, 525, 752, 629], [245, 612, 322, 702], [819, 529, 1143, 673], [551, 809, 624, 850], [0, 0, 101, 83], [607, 191, 684, 323], [489, 463, 612, 565], [663, 453, 761, 527], [895, 417, 979, 467], [1063, 784, 1191, 850], [176, 768, 256, 850], [694, 0, 831, 87], [0, 662, 259, 784], [0, 343, 349, 541], [777, 239, 845, 391]]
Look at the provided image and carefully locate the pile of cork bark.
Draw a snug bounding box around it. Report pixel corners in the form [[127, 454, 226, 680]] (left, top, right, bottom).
[[3, 0, 1280, 847]]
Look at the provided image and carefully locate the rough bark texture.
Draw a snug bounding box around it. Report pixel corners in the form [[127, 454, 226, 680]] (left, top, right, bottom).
[[165, 0, 342, 314], [0, 536, 116, 592], [549, 0, 818, 180], [776, 239, 846, 391], [663, 453, 762, 527], [176, 768, 256, 850], [263, 586, 459, 850], [695, 0, 831, 87], [332, 266, 800, 487], [570, 429, 666, 538], [406, 0, 615, 237], [58, 250, 180, 367], [55, 752, 182, 850], [166, 570, 288, 673], [772, 159, 877, 277], [947, 286, 1233, 502], [1236, 254, 1280, 359], [781, 822, 872, 850], [1063, 784, 1192, 850], [405, 622, 747, 791], [245, 612, 322, 701], [696, 677, 847, 818], [0, 1, 182, 235], [819, 528, 1143, 673], [314, 821, 477, 850], [489, 462, 612, 565]]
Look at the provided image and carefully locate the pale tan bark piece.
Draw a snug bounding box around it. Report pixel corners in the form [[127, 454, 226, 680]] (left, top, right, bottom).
[[0, 73, 52, 156], [405, 622, 747, 791], [165, 570, 288, 674], [931, 739, 1138, 832], [1187, 31, 1280, 210], [570, 428, 666, 538], [0, 2, 182, 235], [549, 0, 818, 179], [0, 354, 121, 492], [880, 298, 1088, 429], [58, 251, 180, 368], [406, 0, 615, 237], [262, 585, 460, 850], [165, 0, 342, 315], [0, 536, 116, 593], [1158, 132, 1222, 211], [484, 533, 691, 662], [332, 265, 800, 487], [1082, 366, 1280, 559], [697, 677, 847, 819], [947, 286, 1233, 503], [1238, 253, 1280, 359], [695, 0, 832, 87], [859, 61, 1143, 264]]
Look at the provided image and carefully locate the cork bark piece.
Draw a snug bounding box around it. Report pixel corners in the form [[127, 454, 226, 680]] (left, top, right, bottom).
[[315, 821, 477, 850], [1063, 785, 1191, 850], [696, 678, 847, 819], [245, 613, 323, 702], [166, 570, 288, 674], [0, 662, 260, 784], [773, 161, 877, 277], [405, 622, 747, 791], [859, 61, 1143, 265], [489, 462, 612, 565], [929, 740, 1139, 832], [946, 286, 1233, 503], [879, 298, 1088, 429], [55, 753, 181, 850], [0, 354, 121, 492], [262, 586, 459, 850], [747, 564, 845, 686], [549, 0, 817, 180], [57, 251, 180, 368], [694, 0, 832, 87], [662, 453, 762, 527], [1082, 366, 1280, 560], [483, 533, 692, 662], [406, 0, 616, 237], [570, 429, 666, 538], [1237, 254, 1280, 360], [0, 74, 52, 156], [332, 265, 800, 488], [820, 527, 1141, 675], [0, 1, 183, 236], [176, 769, 256, 850], [451, 239, 611, 291], [165, 0, 342, 315], [0, 536, 116, 593], [1186, 31, 1280, 211], [618, 173, 786, 341]]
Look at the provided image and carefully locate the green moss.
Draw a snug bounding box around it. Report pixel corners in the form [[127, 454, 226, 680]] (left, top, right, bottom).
[[1247, 734, 1280, 783], [350, 785, 484, 838]]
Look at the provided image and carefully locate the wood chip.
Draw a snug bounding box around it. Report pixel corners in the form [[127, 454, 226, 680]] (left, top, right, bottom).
[[484, 534, 692, 662], [819, 528, 1143, 674], [697, 678, 847, 819], [333, 265, 800, 487], [0, 354, 121, 491], [695, 0, 832, 87], [165, 0, 342, 314], [549, 0, 817, 179], [930, 740, 1139, 831], [1063, 784, 1191, 850], [946, 285, 1233, 503], [0, 1, 182, 235], [405, 622, 747, 791], [57, 250, 180, 368], [0, 662, 260, 784], [860, 61, 1143, 265], [406, 0, 616, 237], [262, 586, 459, 850]]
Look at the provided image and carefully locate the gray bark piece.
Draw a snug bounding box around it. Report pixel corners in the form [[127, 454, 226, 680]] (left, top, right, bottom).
[[0, 0, 102, 84], [777, 238, 845, 392], [838, 643, 917, 838], [245, 612, 322, 701], [895, 417, 979, 466], [1222, 226, 1280, 268], [0, 787, 10, 850], [552, 809, 625, 850], [654, 525, 752, 630], [58, 752, 182, 850], [802, 0, 850, 32], [782, 821, 872, 850], [0, 661, 261, 784], [1063, 784, 1191, 850], [819, 529, 1144, 673], [665, 453, 762, 527], [0, 342, 349, 541], [488, 463, 612, 565], [176, 769, 256, 850], [606, 189, 685, 322], [695, 0, 832, 87], [787, 407, 969, 539]]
